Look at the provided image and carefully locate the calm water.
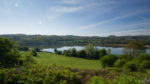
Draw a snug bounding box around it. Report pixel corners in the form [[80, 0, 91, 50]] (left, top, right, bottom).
[[42, 46, 150, 55]]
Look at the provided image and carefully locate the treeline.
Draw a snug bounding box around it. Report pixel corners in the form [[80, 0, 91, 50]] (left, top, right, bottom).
[[54, 44, 110, 59], [1, 34, 150, 46]]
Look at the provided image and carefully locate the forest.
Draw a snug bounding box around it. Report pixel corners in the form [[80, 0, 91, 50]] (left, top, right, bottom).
[[1, 34, 150, 47]]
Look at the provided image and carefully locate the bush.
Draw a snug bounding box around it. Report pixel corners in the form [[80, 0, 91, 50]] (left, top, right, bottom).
[[99, 48, 107, 58], [77, 50, 86, 58], [54, 48, 62, 55], [134, 53, 150, 62], [113, 75, 144, 84], [123, 62, 137, 72], [23, 51, 37, 65], [138, 61, 150, 72], [100, 55, 118, 67], [87, 75, 144, 84], [114, 59, 126, 68], [32, 50, 38, 57], [0, 65, 82, 84], [86, 76, 111, 84], [18, 46, 29, 51], [0, 37, 21, 67]]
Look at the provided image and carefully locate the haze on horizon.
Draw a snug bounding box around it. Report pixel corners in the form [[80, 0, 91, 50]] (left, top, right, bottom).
[[0, 0, 150, 36]]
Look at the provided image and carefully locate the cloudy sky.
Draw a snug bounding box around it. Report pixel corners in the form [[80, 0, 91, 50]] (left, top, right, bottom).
[[0, 0, 150, 36]]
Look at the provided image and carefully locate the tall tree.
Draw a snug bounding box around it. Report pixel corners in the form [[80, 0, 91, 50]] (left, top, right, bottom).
[[123, 41, 145, 58]]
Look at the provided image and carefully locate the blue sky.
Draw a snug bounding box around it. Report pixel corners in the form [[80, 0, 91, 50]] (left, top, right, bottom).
[[0, 0, 150, 36]]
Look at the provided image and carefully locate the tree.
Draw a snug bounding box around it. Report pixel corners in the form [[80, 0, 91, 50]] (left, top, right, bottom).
[[123, 41, 145, 58], [0, 37, 21, 67], [99, 48, 107, 58], [18, 46, 29, 51], [100, 54, 118, 67], [70, 48, 77, 56], [32, 50, 38, 57], [34, 48, 41, 52], [54, 48, 58, 54], [77, 50, 86, 58], [84, 44, 95, 59]]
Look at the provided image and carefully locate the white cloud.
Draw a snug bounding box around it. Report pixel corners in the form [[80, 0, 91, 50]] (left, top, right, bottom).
[[50, 6, 84, 13]]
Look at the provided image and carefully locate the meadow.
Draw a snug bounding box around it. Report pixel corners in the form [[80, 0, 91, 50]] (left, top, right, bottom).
[[35, 52, 102, 70]]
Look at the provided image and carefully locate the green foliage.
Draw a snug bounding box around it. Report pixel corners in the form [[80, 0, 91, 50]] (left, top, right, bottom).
[[2, 34, 150, 46], [77, 50, 86, 58], [0, 37, 21, 67], [59, 44, 106, 59], [124, 41, 145, 58], [123, 62, 137, 72], [84, 44, 95, 59], [100, 55, 118, 67], [70, 48, 77, 57], [87, 75, 144, 84], [0, 65, 82, 84], [54, 48, 62, 55], [114, 59, 126, 68], [23, 51, 37, 65], [113, 75, 144, 84], [99, 48, 107, 58], [18, 46, 29, 51], [139, 61, 150, 72], [86, 76, 109, 84], [134, 53, 150, 63]]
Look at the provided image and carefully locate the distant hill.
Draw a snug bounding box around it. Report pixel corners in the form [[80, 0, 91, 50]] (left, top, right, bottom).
[[0, 34, 150, 47]]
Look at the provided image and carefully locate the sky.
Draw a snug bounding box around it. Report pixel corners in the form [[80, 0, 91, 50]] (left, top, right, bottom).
[[0, 0, 150, 36]]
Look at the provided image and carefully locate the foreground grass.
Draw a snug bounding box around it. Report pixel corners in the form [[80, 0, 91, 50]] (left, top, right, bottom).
[[35, 52, 102, 70]]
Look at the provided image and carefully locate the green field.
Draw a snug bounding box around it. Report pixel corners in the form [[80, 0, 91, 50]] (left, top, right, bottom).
[[35, 52, 102, 70]]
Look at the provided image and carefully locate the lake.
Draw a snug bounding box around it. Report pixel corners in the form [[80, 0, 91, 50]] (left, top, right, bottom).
[[42, 46, 150, 55]]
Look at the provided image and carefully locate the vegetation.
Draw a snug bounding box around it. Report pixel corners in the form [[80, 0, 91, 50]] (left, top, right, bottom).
[[55, 44, 109, 59], [0, 37, 21, 67], [1, 34, 150, 47], [100, 54, 118, 67], [1, 36, 150, 84], [35, 52, 102, 70], [123, 41, 145, 58]]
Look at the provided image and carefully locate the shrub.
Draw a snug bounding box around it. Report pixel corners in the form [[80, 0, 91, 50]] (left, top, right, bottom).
[[0, 65, 82, 84], [113, 75, 144, 84], [114, 59, 126, 68], [134, 53, 150, 62], [0, 37, 21, 67], [54, 48, 62, 55], [77, 50, 86, 58], [99, 48, 107, 58], [100, 55, 118, 67], [23, 51, 37, 65], [138, 61, 150, 72], [86, 76, 110, 84], [32, 50, 38, 57], [70, 48, 77, 57], [18, 46, 29, 51], [87, 75, 144, 84], [123, 62, 137, 72]]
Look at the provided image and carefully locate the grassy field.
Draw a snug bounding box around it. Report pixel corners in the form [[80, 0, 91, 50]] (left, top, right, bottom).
[[34, 52, 102, 70]]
